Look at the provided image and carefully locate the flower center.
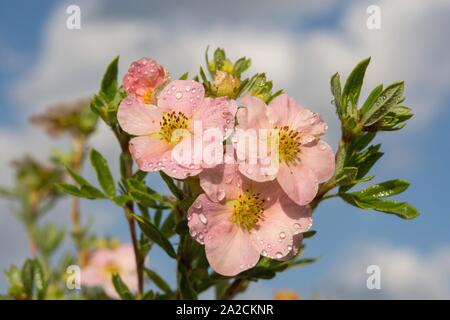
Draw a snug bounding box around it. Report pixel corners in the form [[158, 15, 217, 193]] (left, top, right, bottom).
[[159, 111, 189, 144], [231, 190, 265, 232], [276, 126, 301, 163], [103, 262, 120, 277], [143, 88, 154, 104]]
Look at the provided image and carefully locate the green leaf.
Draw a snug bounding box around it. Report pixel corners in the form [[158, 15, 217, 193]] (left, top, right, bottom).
[[303, 230, 317, 239], [361, 82, 404, 126], [330, 72, 342, 115], [342, 57, 371, 107], [57, 183, 106, 199], [111, 273, 135, 300], [179, 72, 189, 80], [145, 269, 172, 294], [336, 167, 358, 186], [360, 84, 383, 115], [160, 172, 184, 200], [32, 260, 47, 300], [21, 259, 34, 298], [134, 215, 176, 258], [341, 194, 419, 219], [90, 149, 116, 198], [352, 179, 409, 199], [233, 57, 251, 76], [213, 48, 226, 70], [66, 166, 91, 187], [5, 266, 24, 298], [56, 183, 86, 198], [100, 56, 119, 100], [112, 194, 131, 206]]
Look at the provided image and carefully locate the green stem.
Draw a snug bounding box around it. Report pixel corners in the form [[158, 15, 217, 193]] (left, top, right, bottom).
[[113, 126, 144, 298], [220, 278, 248, 300]]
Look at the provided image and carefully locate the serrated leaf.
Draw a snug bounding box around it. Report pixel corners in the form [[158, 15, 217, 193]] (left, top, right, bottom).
[[134, 215, 176, 258], [342, 57, 371, 107], [361, 82, 404, 126], [111, 274, 135, 300], [90, 149, 116, 198]]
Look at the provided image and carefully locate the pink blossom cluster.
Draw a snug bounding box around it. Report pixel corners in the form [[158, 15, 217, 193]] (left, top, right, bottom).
[[117, 57, 335, 276]]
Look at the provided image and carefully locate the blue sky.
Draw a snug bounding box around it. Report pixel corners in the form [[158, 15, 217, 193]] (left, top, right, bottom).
[[1, 0, 449, 299]]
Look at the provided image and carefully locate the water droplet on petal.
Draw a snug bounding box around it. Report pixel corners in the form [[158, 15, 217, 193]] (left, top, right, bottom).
[[190, 230, 197, 237], [175, 92, 183, 99], [187, 214, 192, 221], [287, 245, 293, 251], [261, 250, 267, 256], [293, 223, 301, 230], [279, 232, 286, 239], [217, 189, 226, 201], [275, 252, 283, 259], [199, 213, 208, 225], [198, 233, 204, 240], [185, 86, 191, 92], [194, 201, 202, 209]]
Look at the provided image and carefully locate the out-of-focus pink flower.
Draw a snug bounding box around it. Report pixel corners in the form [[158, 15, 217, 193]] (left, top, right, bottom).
[[188, 164, 312, 276], [123, 58, 167, 104], [118, 79, 237, 179], [80, 244, 137, 299], [235, 94, 335, 205]]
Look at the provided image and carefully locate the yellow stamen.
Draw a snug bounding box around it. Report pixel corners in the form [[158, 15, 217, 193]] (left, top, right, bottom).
[[231, 189, 265, 232], [276, 126, 301, 164], [159, 111, 189, 144]]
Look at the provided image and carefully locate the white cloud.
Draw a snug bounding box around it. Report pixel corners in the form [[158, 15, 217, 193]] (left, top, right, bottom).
[[324, 243, 450, 299]]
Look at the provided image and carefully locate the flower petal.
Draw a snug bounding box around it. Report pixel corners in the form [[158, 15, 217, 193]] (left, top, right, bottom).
[[129, 136, 170, 171], [277, 163, 318, 205], [268, 94, 328, 135], [199, 164, 243, 202], [236, 94, 270, 130], [300, 140, 335, 183], [188, 194, 260, 276], [192, 97, 237, 138], [118, 95, 162, 135], [251, 193, 312, 260], [158, 80, 204, 116]]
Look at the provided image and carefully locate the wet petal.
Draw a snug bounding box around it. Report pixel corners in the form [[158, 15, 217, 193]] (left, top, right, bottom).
[[158, 80, 204, 116], [277, 163, 318, 205], [118, 95, 162, 135]]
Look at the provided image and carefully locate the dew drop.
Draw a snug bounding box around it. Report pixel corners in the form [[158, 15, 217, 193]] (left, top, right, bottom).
[[185, 86, 191, 92], [319, 143, 327, 151], [175, 92, 183, 100], [287, 245, 293, 251], [293, 223, 301, 230], [190, 230, 197, 237], [279, 232, 286, 239], [261, 250, 267, 256], [191, 88, 196, 94], [198, 233, 204, 240], [194, 201, 202, 209], [187, 214, 192, 221], [217, 189, 226, 201], [275, 252, 283, 259], [199, 213, 208, 225]]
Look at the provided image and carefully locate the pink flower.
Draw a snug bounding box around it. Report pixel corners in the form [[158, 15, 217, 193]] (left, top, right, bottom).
[[118, 79, 237, 179], [235, 94, 335, 205], [188, 164, 312, 276], [80, 244, 137, 299], [123, 57, 167, 104]]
